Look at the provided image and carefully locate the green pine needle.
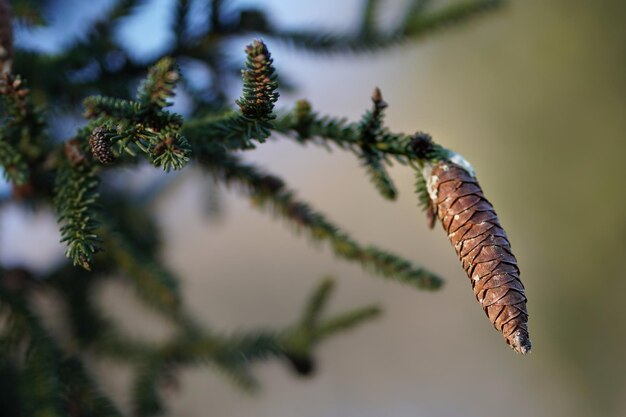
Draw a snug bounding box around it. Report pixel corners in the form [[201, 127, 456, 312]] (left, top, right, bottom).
[[54, 162, 102, 270]]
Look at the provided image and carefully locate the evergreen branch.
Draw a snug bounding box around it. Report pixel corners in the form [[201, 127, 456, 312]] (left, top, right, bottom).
[[59, 358, 126, 417], [150, 131, 191, 172], [361, 151, 397, 199], [0, 138, 29, 184], [125, 278, 380, 397], [83, 58, 190, 172], [301, 277, 335, 329], [402, 0, 504, 36], [0, 286, 124, 417], [400, 0, 432, 31], [47, 265, 111, 346], [235, 39, 279, 120], [101, 224, 182, 316], [313, 305, 381, 340], [274, 103, 414, 162], [211, 0, 225, 32], [83, 96, 184, 132], [259, 0, 503, 54], [199, 151, 443, 289], [45, 262, 161, 361], [132, 356, 167, 417], [0, 73, 48, 164], [360, 0, 381, 35], [357, 88, 397, 200], [136, 57, 180, 112], [54, 160, 102, 270], [84, 95, 142, 121], [182, 111, 274, 151]]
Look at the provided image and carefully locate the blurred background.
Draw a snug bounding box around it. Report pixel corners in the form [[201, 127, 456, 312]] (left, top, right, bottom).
[[1, 0, 625, 416]]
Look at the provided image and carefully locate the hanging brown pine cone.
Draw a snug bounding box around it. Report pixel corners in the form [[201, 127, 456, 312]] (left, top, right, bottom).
[[415, 138, 531, 354]]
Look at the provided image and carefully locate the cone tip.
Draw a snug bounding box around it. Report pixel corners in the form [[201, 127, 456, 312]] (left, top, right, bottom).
[[511, 330, 532, 355]]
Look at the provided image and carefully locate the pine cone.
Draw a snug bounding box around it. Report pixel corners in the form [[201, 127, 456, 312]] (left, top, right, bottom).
[[424, 160, 531, 354], [89, 127, 115, 164]]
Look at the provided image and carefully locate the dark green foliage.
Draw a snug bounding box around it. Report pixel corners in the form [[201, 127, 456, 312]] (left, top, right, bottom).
[[236, 40, 279, 120], [136, 57, 180, 111], [0, 73, 47, 186], [357, 88, 397, 200], [101, 224, 182, 315], [0, 139, 29, 184], [197, 150, 442, 289], [83, 57, 190, 172], [262, 0, 504, 53], [0, 0, 505, 414], [54, 161, 102, 270]]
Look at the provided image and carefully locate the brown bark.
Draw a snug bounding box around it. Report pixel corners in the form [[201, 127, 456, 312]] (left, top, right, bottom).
[[425, 161, 531, 354]]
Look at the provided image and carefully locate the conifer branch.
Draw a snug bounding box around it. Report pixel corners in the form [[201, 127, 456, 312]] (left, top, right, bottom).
[[0, 139, 29, 184], [182, 110, 272, 151], [133, 356, 167, 417], [313, 306, 381, 340], [198, 151, 442, 289], [83, 58, 190, 172], [136, 57, 180, 112], [54, 160, 102, 270], [402, 0, 503, 36], [0, 283, 124, 417], [0, 73, 48, 166], [357, 87, 398, 199], [260, 0, 504, 54], [180, 40, 280, 151], [274, 101, 414, 162], [59, 358, 126, 417], [101, 224, 182, 315], [236, 40, 279, 120], [300, 277, 335, 329], [360, 0, 381, 36]]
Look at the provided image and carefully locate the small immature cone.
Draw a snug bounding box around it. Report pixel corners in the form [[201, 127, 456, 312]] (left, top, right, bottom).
[[424, 160, 531, 354], [0, 0, 12, 74], [89, 126, 115, 164]]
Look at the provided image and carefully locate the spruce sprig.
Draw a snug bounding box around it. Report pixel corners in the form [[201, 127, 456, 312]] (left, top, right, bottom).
[[199, 151, 443, 289], [261, 0, 504, 54], [357, 87, 398, 200], [236, 39, 279, 120], [84, 57, 190, 172], [0, 139, 29, 184], [54, 160, 101, 270], [136, 56, 180, 111]]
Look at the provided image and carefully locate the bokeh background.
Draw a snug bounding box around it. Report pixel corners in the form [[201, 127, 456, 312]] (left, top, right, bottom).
[[1, 0, 625, 416]]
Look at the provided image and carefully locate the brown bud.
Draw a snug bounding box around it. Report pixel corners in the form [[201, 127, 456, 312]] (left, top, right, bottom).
[[89, 127, 115, 164], [371, 87, 387, 110], [424, 161, 531, 354]]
